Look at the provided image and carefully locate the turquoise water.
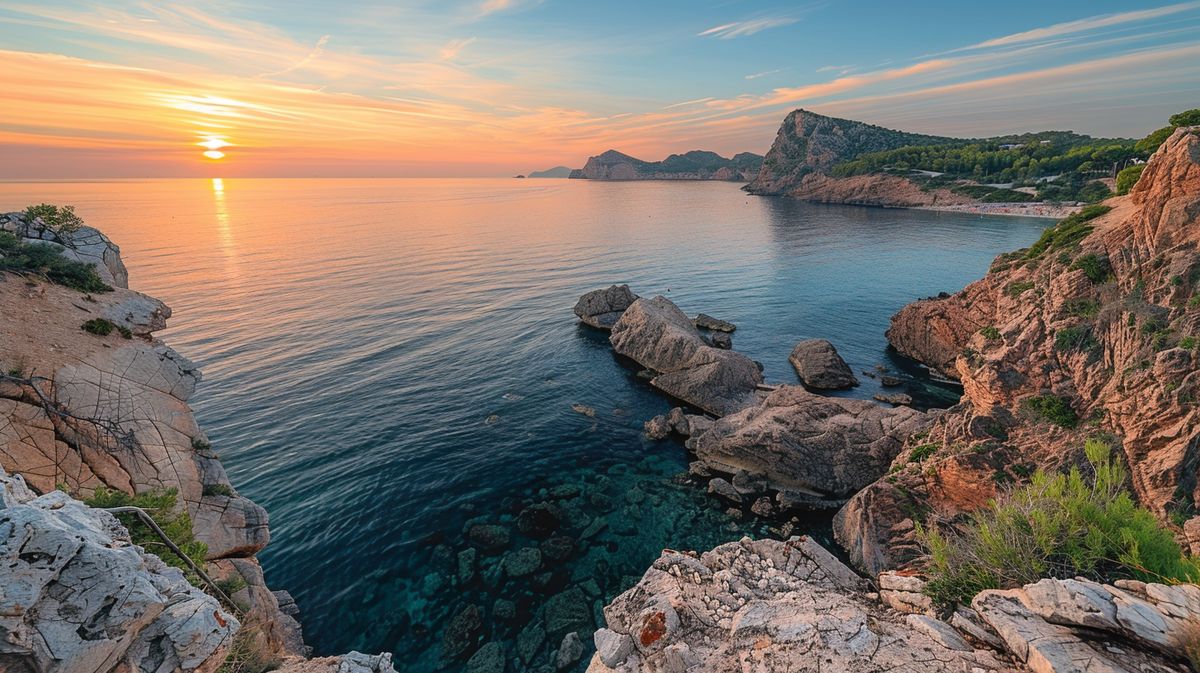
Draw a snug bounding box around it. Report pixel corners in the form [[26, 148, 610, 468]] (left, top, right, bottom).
[[0, 178, 1048, 670]]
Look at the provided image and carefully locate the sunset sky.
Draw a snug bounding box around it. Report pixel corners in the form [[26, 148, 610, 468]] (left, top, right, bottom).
[[2, 0, 1199, 177]]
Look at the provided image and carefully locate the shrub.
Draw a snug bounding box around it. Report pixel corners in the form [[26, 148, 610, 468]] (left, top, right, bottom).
[[1116, 164, 1145, 195], [1182, 336, 1197, 350], [979, 326, 1001, 340], [1022, 394, 1079, 428], [1055, 325, 1097, 353], [919, 440, 1200, 606], [1026, 205, 1112, 259], [0, 232, 112, 293], [81, 318, 115, 336], [1071, 253, 1112, 283], [202, 483, 235, 497], [23, 203, 84, 235], [1136, 126, 1174, 155], [1006, 281, 1035, 299], [1169, 109, 1200, 127], [84, 487, 209, 583], [910, 443, 939, 463], [1063, 299, 1100, 318]]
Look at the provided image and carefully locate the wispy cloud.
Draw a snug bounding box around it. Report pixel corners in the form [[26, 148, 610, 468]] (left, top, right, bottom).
[[745, 68, 783, 80], [661, 97, 714, 110], [259, 34, 329, 77], [968, 1, 1200, 49], [439, 37, 476, 60], [698, 17, 796, 39]]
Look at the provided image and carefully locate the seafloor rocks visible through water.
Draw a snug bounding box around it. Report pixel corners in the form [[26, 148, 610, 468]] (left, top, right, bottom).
[[788, 339, 858, 389], [0, 467, 239, 673], [573, 285, 639, 330], [609, 297, 763, 416], [689, 385, 930, 500]]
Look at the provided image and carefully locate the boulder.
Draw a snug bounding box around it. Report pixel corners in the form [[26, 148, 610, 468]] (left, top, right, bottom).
[[709, 332, 732, 349], [789, 339, 858, 389], [690, 386, 930, 499], [555, 632, 583, 669], [0, 468, 238, 673], [574, 285, 638, 330], [275, 652, 397, 673], [610, 297, 762, 416], [693, 314, 736, 332]]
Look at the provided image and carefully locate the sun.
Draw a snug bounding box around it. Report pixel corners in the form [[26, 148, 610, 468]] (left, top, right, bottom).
[[198, 136, 230, 161]]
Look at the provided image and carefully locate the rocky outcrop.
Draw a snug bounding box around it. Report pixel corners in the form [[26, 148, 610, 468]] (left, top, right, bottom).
[[689, 386, 930, 501], [781, 172, 973, 208], [584, 537, 1013, 673], [0, 467, 238, 673], [0, 211, 363, 669], [843, 127, 1200, 575], [275, 652, 396, 673], [573, 285, 639, 330], [592, 535, 1200, 673], [788, 339, 858, 389], [570, 150, 763, 182], [745, 109, 954, 196], [609, 297, 763, 416]]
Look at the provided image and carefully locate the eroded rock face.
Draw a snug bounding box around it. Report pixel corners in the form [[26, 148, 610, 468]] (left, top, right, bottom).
[[788, 339, 858, 389], [610, 297, 763, 416], [274, 652, 397, 673], [690, 386, 930, 500], [573, 285, 639, 330], [848, 127, 1200, 574], [1, 211, 128, 288], [0, 467, 238, 673], [585, 537, 1012, 673]]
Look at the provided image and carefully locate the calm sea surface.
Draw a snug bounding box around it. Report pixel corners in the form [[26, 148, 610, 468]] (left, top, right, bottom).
[[0, 178, 1049, 670]]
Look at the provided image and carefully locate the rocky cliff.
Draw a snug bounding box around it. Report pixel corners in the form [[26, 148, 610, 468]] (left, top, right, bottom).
[[745, 109, 956, 197], [839, 126, 1200, 575], [570, 150, 763, 181], [0, 212, 393, 672]]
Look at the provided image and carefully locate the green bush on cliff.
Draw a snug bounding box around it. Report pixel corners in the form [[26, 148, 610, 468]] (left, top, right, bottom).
[[1169, 109, 1200, 127], [1071, 253, 1112, 283], [920, 439, 1200, 606], [1025, 205, 1112, 259], [84, 487, 208, 583], [1116, 164, 1145, 195], [1021, 394, 1079, 428], [23, 203, 84, 235], [0, 231, 112, 293]]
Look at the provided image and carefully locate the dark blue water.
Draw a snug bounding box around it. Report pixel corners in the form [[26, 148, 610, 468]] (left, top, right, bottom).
[[0, 178, 1050, 670]]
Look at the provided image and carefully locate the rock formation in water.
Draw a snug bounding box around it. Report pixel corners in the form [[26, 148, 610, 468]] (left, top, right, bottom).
[[788, 339, 858, 389], [573, 284, 640, 330], [609, 296, 763, 416], [0, 211, 394, 672], [569, 150, 763, 182], [587, 535, 1200, 673], [839, 126, 1200, 575]]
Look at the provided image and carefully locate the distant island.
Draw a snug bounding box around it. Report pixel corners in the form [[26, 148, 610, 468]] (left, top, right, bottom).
[[746, 109, 1148, 215], [527, 166, 574, 178], [567, 149, 763, 181]]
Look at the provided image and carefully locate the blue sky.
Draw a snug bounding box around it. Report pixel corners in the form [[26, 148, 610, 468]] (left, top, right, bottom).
[[1, 0, 1198, 176]]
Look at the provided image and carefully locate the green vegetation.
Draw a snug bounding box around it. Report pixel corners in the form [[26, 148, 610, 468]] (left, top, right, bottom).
[[0, 231, 113, 293], [831, 132, 1136, 187], [202, 483, 235, 497], [81, 318, 114, 336], [1025, 205, 1112, 259], [1169, 109, 1200, 127], [1022, 394, 1079, 428], [84, 487, 208, 583], [1063, 299, 1100, 318], [910, 443, 939, 463], [216, 575, 248, 597], [1071, 253, 1112, 283], [217, 624, 279, 673], [1181, 336, 1197, 351], [950, 184, 1035, 202], [1133, 108, 1200, 155], [1006, 280, 1035, 299], [1055, 325, 1097, 353], [23, 203, 84, 235], [979, 326, 1001, 340], [1116, 164, 1145, 195], [920, 439, 1200, 606]]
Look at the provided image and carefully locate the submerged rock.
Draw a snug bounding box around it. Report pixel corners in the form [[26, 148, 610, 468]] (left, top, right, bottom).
[[574, 285, 639, 330], [788, 339, 858, 389], [610, 297, 762, 416], [693, 313, 736, 332], [691, 385, 929, 500]]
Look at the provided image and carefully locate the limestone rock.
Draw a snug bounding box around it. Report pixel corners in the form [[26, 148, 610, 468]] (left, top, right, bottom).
[[586, 537, 1008, 673], [555, 632, 583, 669], [610, 297, 763, 416], [1, 211, 128, 288], [690, 386, 929, 499], [574, 285, 638, 330], [0, 469, 238, 673], [789, 339, 858, 389], [274, 652, 397, 673]]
